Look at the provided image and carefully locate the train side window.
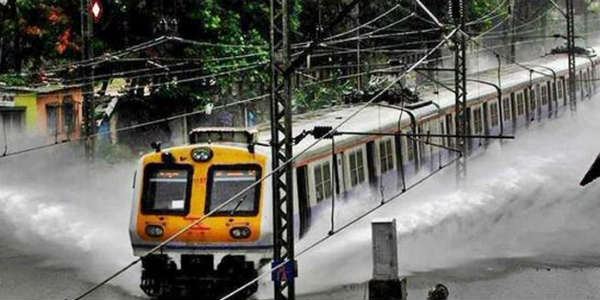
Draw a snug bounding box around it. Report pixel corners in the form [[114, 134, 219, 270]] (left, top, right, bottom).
[[349, 149, 366, 187], [142, 164, 193, 215], [314, 161, 332, 202], [205, 165, 261, 216], [379, 139, 394, 174], [490, 102, 499, 127], [502, 98, 511, 121]]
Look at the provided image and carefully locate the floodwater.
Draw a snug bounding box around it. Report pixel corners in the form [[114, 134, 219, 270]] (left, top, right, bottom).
[[288, 97, 600, 299], [1, 96, 600, 300]]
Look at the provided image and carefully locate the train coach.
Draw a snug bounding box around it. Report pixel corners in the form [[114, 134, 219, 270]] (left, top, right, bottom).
[[128, 49, 600, 298]]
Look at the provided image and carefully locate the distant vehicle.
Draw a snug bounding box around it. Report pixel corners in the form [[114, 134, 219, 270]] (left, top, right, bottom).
[[129, 49, 600, 299]]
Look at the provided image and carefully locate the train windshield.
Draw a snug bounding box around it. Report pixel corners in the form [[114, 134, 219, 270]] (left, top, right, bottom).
[[206, 165, 261, 216], [142, 164, 192, 215]]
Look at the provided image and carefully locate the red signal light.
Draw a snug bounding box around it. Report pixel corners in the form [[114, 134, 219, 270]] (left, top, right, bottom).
[[88, 0, 103, 23]]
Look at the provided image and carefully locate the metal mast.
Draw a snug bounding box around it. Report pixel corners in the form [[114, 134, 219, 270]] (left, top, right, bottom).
[[82, 0, 95, 160], [269, 0, 296, 299], [566, 0, 577, 111], [452, 0, 468, 182]]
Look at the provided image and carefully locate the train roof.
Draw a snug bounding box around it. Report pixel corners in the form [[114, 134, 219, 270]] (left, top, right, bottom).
[[256, 48, 600, 165]]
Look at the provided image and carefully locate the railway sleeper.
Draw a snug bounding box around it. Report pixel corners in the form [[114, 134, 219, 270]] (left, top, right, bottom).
[[140, 254, 258, 300]]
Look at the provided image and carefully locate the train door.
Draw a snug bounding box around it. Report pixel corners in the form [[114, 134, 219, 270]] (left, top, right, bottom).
[[366, 141, 377, 188], [445, 114, 454, 151], [540, 84, 548, 120], [296, 166, 311, 238], [472, 106, 483, 150], [482, 102, 490, 145], [336, 152, 345, 195], [505, 94, 514, 134], [535, 84, 542, 121]]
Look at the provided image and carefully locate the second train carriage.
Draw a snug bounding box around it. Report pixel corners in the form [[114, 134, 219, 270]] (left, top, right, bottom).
[[265, 50, 600, 237]]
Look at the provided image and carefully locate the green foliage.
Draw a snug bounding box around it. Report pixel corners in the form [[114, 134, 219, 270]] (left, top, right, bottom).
[[0, 74, 31, 86], [294, 72, 352, 112]]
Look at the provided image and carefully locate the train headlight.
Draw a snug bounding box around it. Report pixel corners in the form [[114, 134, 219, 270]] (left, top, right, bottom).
[[230, 227, 251, 239], [145, 225, 164, 237], [191, 147, 213, 162]]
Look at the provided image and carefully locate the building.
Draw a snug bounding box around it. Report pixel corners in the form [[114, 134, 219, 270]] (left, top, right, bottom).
[[0, 85, 84, 141]]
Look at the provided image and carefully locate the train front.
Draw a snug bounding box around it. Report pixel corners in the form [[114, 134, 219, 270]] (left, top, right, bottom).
[[128, 128, 272, 299]]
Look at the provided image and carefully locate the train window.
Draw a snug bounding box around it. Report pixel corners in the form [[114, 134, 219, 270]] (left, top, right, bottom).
[[205, 165, 261, 216], [349, 149, 366, 187], [502, 98, 511, 121], [541, 86, 548, 105], [142, 164, 193, 215], [473, 108, 483, 134], [517, 94, 525, 116], [490, 102, 499, 127], [530, 95, 536, 111], [379, 139, 394, 174], [314, 161, 332, 202]]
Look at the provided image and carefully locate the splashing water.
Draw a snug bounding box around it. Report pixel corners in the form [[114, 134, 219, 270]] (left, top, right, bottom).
[[0, 148, 141, 299], [1, 99, 600, 299]]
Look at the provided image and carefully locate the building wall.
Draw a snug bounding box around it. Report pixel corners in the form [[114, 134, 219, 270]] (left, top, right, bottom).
[[13, 93, 38, 131], [36, 87, 84, 140]]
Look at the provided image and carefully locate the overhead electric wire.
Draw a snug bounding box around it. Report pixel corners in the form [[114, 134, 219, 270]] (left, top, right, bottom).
[[68, 27, 459, 300], [324, 4, 402, 41], [0, 63, 269, 126], [40, 36, 267, 74], [60, 59, 268, 86]]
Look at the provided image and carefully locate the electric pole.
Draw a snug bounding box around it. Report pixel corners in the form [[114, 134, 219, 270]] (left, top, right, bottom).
[[269, 0, 296, 299], [452, 0, 468, 183], [566, 0, 577, 111]]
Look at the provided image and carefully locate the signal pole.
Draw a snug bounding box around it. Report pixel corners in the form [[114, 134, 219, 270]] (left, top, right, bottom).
[[269, 0, 296, 299], [566, 0, 577, 111], [452, 0, 468, 183]]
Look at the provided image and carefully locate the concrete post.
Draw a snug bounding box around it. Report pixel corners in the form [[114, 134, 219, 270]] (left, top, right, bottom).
[[368, 219, 406, 300]]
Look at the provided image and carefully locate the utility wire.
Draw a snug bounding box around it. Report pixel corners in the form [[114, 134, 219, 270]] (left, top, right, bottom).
[[0, 93, 270, 160]]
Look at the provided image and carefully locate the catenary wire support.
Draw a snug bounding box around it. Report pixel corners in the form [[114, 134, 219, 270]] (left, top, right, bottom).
[[83, 0, 95, 161], [269, 0, 297, 299], [452, 0, 468, 184], [566, 0, 577, 111]]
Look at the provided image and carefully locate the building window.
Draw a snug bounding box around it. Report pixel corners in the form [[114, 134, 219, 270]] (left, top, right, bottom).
[[503, 98, 511, 120], [379, 139, 394, 174], [0, 109, 24, 132], [314, 161, 332, 202], [349, 149, 365, 187], [517, 94, 525, 116], [490, 102, 499, 127], [473, 107, 483, 134], [541, 86, 548, 105]]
